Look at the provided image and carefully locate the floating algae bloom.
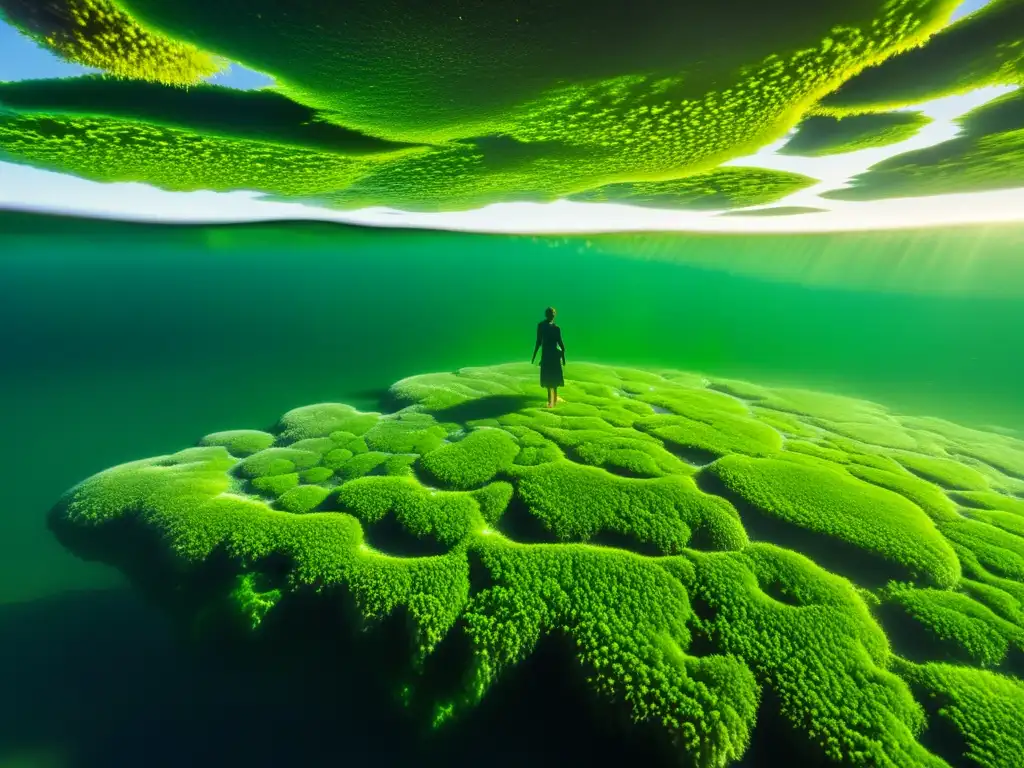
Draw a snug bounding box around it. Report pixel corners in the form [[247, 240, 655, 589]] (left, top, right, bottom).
[[49, 363, 1024, 767], [0, 0, 967, 210]]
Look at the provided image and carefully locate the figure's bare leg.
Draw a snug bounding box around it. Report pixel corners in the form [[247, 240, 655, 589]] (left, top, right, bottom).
[[546, 388, 554, 408], [555, 387, 564, 404]]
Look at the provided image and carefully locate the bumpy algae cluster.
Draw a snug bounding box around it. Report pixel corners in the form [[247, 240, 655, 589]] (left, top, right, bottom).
[[0, 0, 968, 210], [50, 362, 1024, 767]]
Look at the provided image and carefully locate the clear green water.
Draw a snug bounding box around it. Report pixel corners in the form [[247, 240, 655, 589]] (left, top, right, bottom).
[[2, 212, 1023, 765]]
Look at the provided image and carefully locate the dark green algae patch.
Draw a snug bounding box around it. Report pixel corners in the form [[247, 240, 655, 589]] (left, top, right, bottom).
[[49, 362, 1024, 768]]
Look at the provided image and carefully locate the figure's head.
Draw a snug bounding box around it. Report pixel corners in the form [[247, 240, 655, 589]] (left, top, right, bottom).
[[544, 307, 556, 321]]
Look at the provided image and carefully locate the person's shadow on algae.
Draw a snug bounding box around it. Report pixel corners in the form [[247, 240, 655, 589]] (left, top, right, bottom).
[[531, 306, 566, 408]]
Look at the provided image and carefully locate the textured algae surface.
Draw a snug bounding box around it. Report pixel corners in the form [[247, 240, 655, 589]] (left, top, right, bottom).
[[50, 362, 1024, 768], [0, 0, 971, 210]]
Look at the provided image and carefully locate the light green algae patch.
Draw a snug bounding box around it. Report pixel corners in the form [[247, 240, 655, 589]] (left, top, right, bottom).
[[638, 411, 783, 459], [880, 584, 1024, 668], [0, 114, 387, 197], [845, 465, 960, 523], [894, 453, 991, 491], [511, 461, 747, 553], [895, 659, 1024, 768], [682, 545, 943, 767], [50, 362, 1024, 767], [954, 491, 1024, 516], [418, 429, 521, 490], [0, 77, 422, 156], [708, 455, 960, 588], [199, 429, 275, 457]]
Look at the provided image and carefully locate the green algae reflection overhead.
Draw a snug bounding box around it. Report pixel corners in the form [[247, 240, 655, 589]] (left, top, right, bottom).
[[0, 0, 988, 210], [49, 362, 1024, 768]]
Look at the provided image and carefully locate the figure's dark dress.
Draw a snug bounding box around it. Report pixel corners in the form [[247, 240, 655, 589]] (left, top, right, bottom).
[[537, 320, 565, 388]]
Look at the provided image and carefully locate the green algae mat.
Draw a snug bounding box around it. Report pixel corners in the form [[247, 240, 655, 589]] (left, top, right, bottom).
[[3, 1, 1024, 209], [49, 362, 1024, 767]]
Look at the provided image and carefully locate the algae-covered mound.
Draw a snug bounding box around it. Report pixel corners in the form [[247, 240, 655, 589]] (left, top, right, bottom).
[[49, 362, 1024, 767]]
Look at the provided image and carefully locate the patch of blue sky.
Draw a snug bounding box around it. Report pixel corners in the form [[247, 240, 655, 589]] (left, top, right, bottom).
[[204, 63, 274, 90], [950, 0, 996, 23], [0, 20, 100, 80]]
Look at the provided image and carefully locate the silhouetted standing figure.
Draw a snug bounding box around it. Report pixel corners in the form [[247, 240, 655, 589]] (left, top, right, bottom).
[[531, 307, 565, 408]]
